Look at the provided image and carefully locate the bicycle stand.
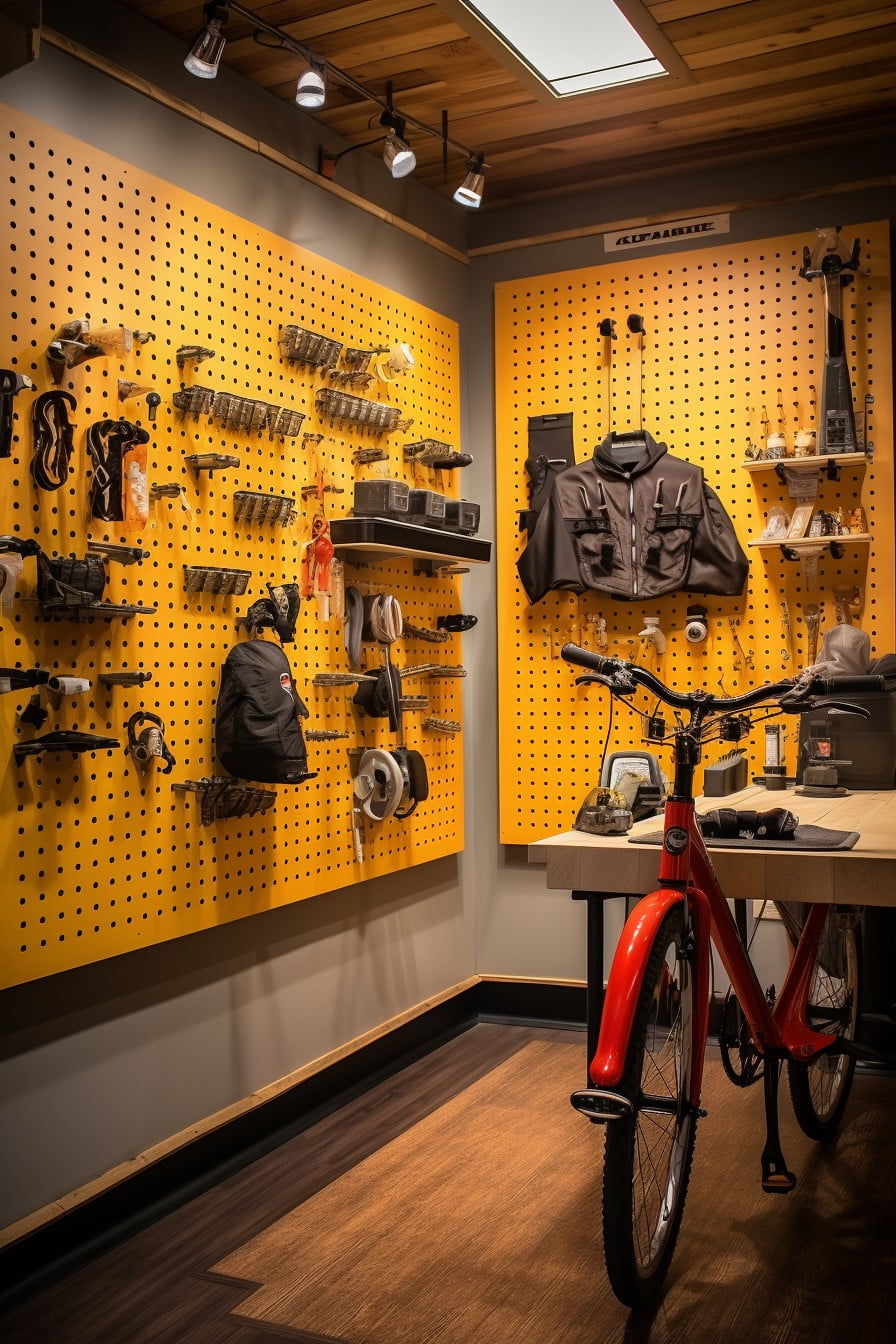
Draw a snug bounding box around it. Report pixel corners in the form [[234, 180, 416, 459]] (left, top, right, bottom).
[[760, 1058, 797, 1193]]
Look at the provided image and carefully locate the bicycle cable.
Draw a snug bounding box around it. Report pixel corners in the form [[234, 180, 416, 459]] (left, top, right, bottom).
[[598, 688, 615, 776]]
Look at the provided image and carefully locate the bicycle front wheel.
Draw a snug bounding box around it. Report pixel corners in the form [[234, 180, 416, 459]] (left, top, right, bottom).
[[602, 905, 699, 1309], [788, 908, 862, 1139]]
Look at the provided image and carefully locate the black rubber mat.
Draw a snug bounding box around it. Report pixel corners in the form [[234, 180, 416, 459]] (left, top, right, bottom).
[[629, 824, 860, 850]]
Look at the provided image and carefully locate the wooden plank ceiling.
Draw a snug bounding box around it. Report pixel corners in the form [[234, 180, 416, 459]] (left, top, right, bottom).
[[112, 1, 896, 208]]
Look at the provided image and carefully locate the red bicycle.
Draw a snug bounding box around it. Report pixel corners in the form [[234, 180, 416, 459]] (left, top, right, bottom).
[[560, 643, 887, 1309]]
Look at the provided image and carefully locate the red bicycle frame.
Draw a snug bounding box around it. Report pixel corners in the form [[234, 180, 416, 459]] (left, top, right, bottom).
[[589, 795, 837, 1107]]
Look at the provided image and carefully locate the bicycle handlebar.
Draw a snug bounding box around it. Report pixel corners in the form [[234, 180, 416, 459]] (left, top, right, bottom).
[[560, 643, 887, 715]]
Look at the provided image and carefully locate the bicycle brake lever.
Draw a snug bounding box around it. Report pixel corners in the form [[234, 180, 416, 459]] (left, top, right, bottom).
[[778, 696, 871, 718], [814, 699, 871, 718], [575, 671, 637, 695]]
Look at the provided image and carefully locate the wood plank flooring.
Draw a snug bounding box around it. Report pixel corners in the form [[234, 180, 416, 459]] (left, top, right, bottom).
[[2, 1022, 895, 1344]]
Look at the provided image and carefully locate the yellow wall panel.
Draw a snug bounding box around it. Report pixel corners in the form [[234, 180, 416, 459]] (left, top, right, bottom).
[[496, 223, 893, 844], [0, 106, 466, 987]]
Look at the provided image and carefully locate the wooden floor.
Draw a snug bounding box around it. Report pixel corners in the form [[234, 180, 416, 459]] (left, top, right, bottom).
[[3, 1022, 896, 1344]]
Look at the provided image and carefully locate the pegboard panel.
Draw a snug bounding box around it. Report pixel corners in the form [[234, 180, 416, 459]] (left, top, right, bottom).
[[0, 105, 468, 988], [496, 223, 893, 844]]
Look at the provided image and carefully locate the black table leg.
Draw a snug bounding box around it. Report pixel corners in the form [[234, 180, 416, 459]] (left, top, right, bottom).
[[572, 890, 632, 1085]]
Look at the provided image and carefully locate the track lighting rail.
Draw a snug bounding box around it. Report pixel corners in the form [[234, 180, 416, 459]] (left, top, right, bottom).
[[184, 2, 488, 204]]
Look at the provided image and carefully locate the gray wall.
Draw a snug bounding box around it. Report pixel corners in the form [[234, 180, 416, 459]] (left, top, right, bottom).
[[1, 2, 893, 1228], [0, 15, 480, 1230]]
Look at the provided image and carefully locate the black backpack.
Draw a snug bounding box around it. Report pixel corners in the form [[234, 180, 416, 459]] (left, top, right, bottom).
[[215, 640, 315, 784]]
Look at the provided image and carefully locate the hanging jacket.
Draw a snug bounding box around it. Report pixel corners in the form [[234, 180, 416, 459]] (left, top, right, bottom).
[[517, 430, 748, 604]]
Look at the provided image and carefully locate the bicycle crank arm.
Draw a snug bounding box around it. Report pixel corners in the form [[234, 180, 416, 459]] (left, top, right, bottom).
[[638, 1093, 707, 1118], [571, 1089, 706, 1123], [829, 1037, 896, 1066], [760, 1060, 797, 1194]]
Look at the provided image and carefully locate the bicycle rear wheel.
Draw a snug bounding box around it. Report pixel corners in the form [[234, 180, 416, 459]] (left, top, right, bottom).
[[788, 908, 862, 1139], [602, 905, 699, 1309]]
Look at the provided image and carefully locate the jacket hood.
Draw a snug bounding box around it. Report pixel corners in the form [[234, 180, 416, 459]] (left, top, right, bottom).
[[593, 429, 667, 478]]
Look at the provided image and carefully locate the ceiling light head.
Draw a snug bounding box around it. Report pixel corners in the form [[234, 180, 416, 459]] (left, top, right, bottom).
[[379, 108, 416, 179], [383, 124, 416, 180], [296, 55, 326, 109], [453, 152, 486, 208], [184, 3, 229, 79]]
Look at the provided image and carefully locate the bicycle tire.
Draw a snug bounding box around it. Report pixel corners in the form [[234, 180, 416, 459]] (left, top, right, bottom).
[[602, 905, 699, 1309], [788, 909, 862, 1140]]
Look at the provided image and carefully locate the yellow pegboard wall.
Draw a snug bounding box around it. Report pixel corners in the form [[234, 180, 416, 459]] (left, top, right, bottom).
[[496, 224, 893, 844], [0, 106, 467, 988]]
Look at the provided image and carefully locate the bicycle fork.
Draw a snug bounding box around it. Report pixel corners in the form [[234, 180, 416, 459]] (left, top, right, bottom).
[[570, 884, 712, 1120]]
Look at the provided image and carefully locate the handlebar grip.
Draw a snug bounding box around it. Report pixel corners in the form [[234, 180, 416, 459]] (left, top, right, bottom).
[[560, 643, 615, 674], [815, 675, 887, 696]]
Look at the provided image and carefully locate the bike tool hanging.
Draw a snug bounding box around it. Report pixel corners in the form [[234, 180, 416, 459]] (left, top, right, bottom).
[[626, 313, 647, 433], [85, 417, 151, 522], [30, 391, 78, 491], [0, 369, 36, 459], [125, 711, 176, 775], [300, 433, 343, 620], [799, 227, 861, 454], [599, 316, 616, 438]]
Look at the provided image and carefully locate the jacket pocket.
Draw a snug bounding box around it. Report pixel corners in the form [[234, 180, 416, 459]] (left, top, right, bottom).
[[569, 516, 618, 583], [641, 511, 697, 580]]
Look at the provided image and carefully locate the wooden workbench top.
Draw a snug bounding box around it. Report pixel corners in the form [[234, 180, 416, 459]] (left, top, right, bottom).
[[528, 786, 896, 907]]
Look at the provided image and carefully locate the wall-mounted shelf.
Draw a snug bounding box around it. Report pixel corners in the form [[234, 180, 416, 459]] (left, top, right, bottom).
[[743, 452, 869, 481], [749, 534, 871, 549], [329, 516, 491, 566], [750, 534, 872, 563]]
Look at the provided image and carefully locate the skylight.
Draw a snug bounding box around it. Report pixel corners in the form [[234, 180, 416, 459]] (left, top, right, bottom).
[[455, 0, 670, 97]]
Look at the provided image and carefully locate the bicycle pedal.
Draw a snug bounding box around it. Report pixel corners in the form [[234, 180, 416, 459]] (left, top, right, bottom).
[[570, 1089, 633, 1123], [761, 1169, 797, 1194]]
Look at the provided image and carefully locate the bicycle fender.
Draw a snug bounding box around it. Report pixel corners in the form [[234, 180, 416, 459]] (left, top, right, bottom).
[[589, 888, 686, 1090]]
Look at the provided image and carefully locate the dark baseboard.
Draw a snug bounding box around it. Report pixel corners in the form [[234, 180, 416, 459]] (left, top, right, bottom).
[[0, 978, 582, 1313], [477, 979, 587, 1028]]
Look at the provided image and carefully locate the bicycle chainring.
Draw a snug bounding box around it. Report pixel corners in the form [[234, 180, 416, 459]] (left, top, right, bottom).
[[719, 990, 764, 1086]]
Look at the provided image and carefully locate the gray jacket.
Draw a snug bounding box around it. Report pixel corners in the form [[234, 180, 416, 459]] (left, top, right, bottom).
[[517, 430, 748, 604]]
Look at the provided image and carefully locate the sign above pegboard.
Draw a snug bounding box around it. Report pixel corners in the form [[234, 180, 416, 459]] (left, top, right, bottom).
[[603, 213, 730, 252]]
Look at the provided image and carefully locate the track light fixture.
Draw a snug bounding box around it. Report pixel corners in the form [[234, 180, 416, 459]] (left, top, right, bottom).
[[183, 2, 229, 80], [182, 2, 487, 206], [453, 152, 487, 208], [295, 56, 326, 110], [380, 110, 416, 180]]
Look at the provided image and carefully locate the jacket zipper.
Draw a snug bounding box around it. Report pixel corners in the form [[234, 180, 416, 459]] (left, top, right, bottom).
[[629, 481, 637, 596]]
